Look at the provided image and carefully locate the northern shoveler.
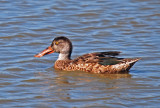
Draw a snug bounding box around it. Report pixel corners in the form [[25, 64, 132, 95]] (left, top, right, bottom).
[[34, 36, 140, 74]]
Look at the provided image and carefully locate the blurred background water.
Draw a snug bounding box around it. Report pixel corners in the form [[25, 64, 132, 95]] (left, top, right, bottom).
[[0, 0, 160, 107]]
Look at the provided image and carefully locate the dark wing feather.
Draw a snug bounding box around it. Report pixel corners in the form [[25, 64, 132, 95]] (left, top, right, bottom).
[[73, 51, 122, 65], [90, 51, 121, 57]]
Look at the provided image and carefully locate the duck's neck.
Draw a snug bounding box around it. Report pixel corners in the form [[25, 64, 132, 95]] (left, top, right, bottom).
[[57, 53, 71, 60]]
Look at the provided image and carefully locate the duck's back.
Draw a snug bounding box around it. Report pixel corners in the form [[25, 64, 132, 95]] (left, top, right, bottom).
[[54, 52, 140, 74]]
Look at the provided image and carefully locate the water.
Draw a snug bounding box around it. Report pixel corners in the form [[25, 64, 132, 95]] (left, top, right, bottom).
[[0, 0, 160, 107]]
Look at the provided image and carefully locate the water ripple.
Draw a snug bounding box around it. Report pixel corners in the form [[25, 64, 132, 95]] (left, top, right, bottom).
[[0, 0, 160, 107]]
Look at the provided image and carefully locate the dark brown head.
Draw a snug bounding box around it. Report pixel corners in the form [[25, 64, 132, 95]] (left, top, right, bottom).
[[34, 36, 73, 60]]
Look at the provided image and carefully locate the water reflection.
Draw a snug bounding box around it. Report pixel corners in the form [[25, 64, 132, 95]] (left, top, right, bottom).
[[33, 69, 133, 107]]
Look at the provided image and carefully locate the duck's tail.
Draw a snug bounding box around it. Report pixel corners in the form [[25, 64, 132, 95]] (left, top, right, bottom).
[[104, 58, 141, 74], [124, 58, 141, 64], [125, 58, 141, 70], [119, 58, 141, 73]]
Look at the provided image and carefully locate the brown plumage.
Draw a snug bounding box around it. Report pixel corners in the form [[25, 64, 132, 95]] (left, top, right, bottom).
[[34, 36, 140, 74]]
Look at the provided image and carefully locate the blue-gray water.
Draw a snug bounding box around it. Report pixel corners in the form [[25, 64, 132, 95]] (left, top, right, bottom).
[[0, 0, 160, 108]]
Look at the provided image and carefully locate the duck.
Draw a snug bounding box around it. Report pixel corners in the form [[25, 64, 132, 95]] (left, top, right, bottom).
[[34, 36, 140, 74]]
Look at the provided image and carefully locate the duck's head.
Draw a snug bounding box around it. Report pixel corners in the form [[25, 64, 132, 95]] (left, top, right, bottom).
[[34, 36, 72, 60]]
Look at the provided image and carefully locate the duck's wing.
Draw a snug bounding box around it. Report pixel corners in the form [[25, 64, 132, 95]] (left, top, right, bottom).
[[73, 51, 122, 65], [91, 51, 121, 57]]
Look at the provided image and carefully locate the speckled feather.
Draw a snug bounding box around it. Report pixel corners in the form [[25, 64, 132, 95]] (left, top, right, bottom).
[[54, 52, 140, 74]]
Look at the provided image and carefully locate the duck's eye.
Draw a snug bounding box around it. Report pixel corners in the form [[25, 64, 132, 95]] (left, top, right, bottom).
[[55, 41, 59, 45]]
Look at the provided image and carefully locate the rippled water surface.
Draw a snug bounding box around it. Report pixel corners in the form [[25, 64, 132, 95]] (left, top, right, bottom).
[[0, 0, 160, 107]]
